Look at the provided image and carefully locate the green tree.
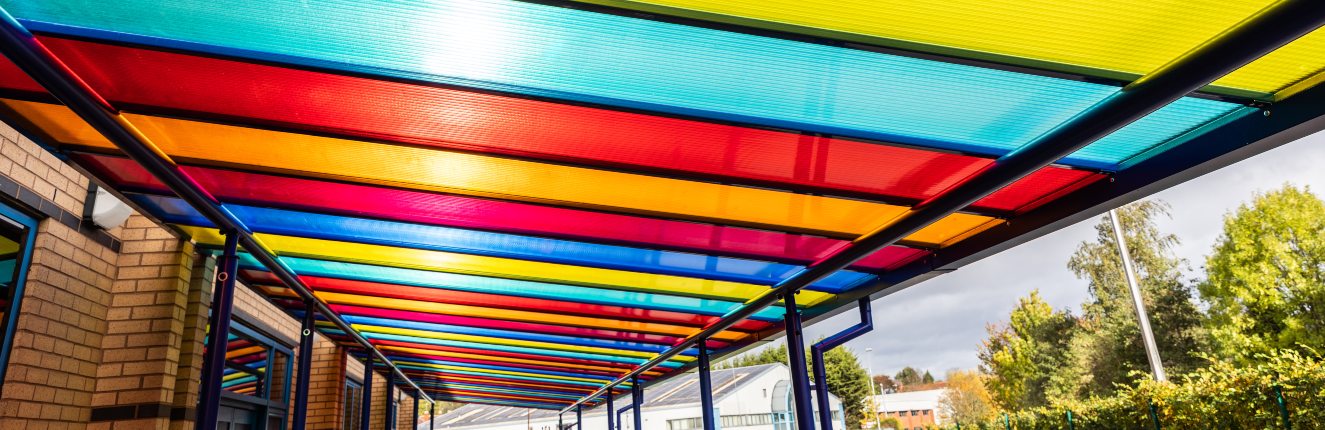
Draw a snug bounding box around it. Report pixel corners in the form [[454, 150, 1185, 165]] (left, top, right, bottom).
[[938, 369, 995, 425], [718, 343, 871, 429], [1062, 200, 1208, 398], [921, 370, 935, 384], [978, 290, 1076, 409], [1201, 185, 1325, 360], [894, 366, 923, 386]]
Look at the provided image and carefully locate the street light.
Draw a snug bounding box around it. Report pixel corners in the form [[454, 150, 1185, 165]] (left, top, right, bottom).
[[864, 348, 882, 430]]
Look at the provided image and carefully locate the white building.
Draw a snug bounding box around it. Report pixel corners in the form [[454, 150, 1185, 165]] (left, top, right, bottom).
[[428, 363, 845, 430], [869, 389, 945, 428]]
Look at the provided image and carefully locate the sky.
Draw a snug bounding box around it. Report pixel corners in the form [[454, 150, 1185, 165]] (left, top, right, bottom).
[[789, 128, 1325, 379]]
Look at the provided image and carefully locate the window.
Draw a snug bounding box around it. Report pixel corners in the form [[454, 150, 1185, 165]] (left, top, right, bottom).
[[344, 380, 363, 430], [910, 410, 918, 416], [205, 322, 293, 430], [923, 410, 930, 415], [0, 204, 36, 388]]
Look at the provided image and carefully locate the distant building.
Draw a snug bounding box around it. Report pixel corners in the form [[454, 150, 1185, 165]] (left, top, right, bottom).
[[428, 363, 845, 430], [870, 389, 945, 429]]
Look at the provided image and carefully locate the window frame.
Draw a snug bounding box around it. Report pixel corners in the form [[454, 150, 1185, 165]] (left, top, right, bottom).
[[0, 202, 38, 387], [217, 321, 295, 429]]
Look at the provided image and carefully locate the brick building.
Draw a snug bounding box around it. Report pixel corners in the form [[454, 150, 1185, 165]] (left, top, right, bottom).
[[0, 118, 415, 429]]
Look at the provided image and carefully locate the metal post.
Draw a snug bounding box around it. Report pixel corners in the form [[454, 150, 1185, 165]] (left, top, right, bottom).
[[1067, 410, 1075, 430], [697, 346, 717, 430], [576, 404, 583, 430], [413, 393, 420, 430], [631, 376, 643, 430], [606, 392, 615, 430], [1274, 385, 1291, 430], [361, 357, 374, 430], [386, 370, 397, 430], [431, 399, 437, 430], [559, 413, 564, 430], [783, 293, 815, 430], [291, 302, 317, 430], [811, 299, 872, 430], [865, 348, 882, 430], [1108, 209, 1168, 382], [196, 231, 238, 430]]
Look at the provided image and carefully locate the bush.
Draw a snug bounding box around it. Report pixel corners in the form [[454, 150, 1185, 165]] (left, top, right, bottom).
[[956, 348, 1324, 429]]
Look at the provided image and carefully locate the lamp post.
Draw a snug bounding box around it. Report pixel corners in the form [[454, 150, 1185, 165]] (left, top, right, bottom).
[[1108, 209, 1167, 382], [865, 348, 882, 430]]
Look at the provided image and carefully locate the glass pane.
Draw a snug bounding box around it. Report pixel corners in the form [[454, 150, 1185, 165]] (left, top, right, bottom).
[[0, 218, 24, 338], [210, 331, 269, 399], [269, 350, 289, 403]]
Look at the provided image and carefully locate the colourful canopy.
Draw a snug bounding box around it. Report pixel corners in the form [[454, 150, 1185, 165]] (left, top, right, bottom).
[[0, 0, 1322, 409]]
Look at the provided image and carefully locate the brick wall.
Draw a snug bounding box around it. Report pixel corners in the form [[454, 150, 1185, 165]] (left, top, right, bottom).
[[305, 335, 346, 430], [89, 216, 194, 430], [0, 114, 119, 429], [0, 121, 378, 430]]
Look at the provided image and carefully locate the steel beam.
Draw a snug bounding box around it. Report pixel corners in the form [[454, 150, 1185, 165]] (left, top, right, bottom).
[[362, 357, 374, 430], [195, 232, 237, 430], [292, 302, 317, 430], [0, 7, 432, 403], [559, 1, 1325, 413], [811, 299, 872, 430]]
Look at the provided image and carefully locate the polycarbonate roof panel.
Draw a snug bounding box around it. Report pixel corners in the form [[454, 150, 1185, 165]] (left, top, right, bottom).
[[4, 99, 1000, 243], [3, 0, 1241, 168], [132, 194, 876, 293], [4, 36, 1101, 213], [74, 153, 931, 271], [569, 0, 1325, 95], [228, 252, 789, 324]]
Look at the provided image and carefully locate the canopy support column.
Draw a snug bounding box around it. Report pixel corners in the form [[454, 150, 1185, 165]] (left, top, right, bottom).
[[413, 393, 420, 430], [361, 357, 373, 430], [811, 298, 873, 430], [386, 368, 397, 430], [292, 301, 316, 430], [606, 392, 616, 430], [196, 231, 238, 430], [697, 344, 717, 430], [430, 399, 437, 430], [576, 404, 583, 430], [1109, 209, 1168, 382], [632, 376, 643, 430], [784, 292, 815, 430]]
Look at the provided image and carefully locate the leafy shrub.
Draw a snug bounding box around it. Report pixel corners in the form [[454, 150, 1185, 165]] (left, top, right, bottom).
[[955, 348, 1323, 429]]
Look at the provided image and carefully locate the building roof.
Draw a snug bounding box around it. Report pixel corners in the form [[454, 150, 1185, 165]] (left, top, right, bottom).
[[2, 0, 1324, 410], [435, 363, 782, 428], [872, 389, 945, 412]]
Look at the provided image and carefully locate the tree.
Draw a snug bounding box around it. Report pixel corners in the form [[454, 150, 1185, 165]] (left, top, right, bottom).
[[872, 374, 897, 393], [978, 290, 1075, 409], [819, 346, 872, 429], [718, 343, 872, 429], [894, 367, 923, 386], [1062, 200, 1208, 398], [938, 369, 995, 425], [1201, 185, 1325, 360], [921, 370, 935, 384]]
